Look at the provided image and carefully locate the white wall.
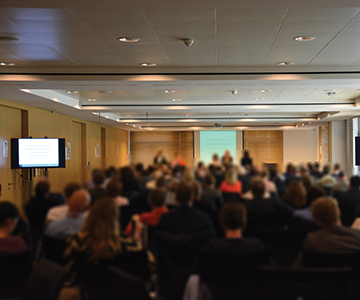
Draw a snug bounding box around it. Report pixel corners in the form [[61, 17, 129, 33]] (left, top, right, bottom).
[[330, 121, 346, 170], [283, 128, 319, 169]]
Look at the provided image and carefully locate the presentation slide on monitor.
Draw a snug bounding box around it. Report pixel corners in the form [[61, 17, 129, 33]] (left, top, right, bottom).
[[200, 131, 236, 164], [19, 139, 59, 167]]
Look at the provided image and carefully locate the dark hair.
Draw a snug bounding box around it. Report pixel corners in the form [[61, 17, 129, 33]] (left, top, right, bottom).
[[156, 176, 166, 188], [35, 181, 50, 198], [220, 202, 247, 230], [176, 182, 193, 205], [350, 176, 360, 189], [64, 182, 81, 199], [0, 202, 19, 226], [322, 165, 330, 175], [307, 186, 326, 205], [149, 189, 166, 207], [135, 163, 144, 173], [203, 174, 215, 187], [92, 169, 105, 185], [251, 178, 265, 197], [338, 171, 345, 178], [105, 179, 122, 197]]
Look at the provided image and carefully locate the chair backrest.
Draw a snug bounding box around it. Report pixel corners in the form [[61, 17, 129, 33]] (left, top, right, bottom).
[[81, 266, 150, 300], [0, 251, 33, 299], [22, 259, 68, 300], [41, 235, 68, 265], [261, 266, 353, 300], [198, 249, 269, 300], [222, 192, 241, 203], [152, 230, 215, 300]]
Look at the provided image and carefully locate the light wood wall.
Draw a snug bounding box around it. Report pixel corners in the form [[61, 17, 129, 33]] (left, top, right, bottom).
[[0, 97, 128, 215], [130, 131, 194, 167]]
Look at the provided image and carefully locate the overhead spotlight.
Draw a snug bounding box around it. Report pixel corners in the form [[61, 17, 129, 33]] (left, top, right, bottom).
[[183, 38, 194, 47], [231, 90, 238, 96]]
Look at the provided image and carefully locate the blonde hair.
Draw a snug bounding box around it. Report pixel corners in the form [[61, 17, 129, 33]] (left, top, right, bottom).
[[80, 197, 120, 262], [225, 169, 238, 185], [182, 168, 195, 182]]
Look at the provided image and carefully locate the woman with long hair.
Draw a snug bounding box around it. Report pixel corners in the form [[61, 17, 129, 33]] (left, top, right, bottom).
[[219, 168, 243, 197]]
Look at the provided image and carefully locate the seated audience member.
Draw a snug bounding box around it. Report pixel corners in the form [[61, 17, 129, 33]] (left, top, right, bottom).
[[269, 168, 285, 197], [332, 163, 341, 181], [282, 181, 307, 209], [292, 186, 326, 229], [200, 174, 223, 210], [65, 197, 155, 280], [104, 166, 119, 187], [337, 175, 360, 207], [119, 166, 140, 197], [0, 202, 28, 254], [301, 175, 314, 193], [331, 171, 349, 200], [46, 182, 81, 223], [317, 165, 337, 190], [165, 179, 179, 207], [195, 161, 207, 183], [183, 169, 202, 200], [125, 189, 168, 240], [146, 169, 163, 190], [89, 169, 106, 204], [244, 178, 293, 227], [284, 163, 300, 187], [299, 197, 360, 256], [219, 168, 243, 197], [45, 189, 90, 240], [158, 182, 215, 234], [311, 162, 322, 181], [260, 169, 277, 196], [171, 151, 186, 169], [26, 178, 64, 234], [105, 179, 129, 207]]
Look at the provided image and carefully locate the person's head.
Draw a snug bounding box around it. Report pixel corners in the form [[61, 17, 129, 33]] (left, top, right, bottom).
[[338, 171, 346, 181], [92, 169, 105, 186], [135, 163, 144, 174], [203, 174, 215, 189], [81, 197, 120, 262], [68, 189, 90, 214], [225, 168, 238, 185], [105, 179, 123, 197], [243, 150, 250, 158], [322, 165, 330, 175], [314, 162, 320, 171], [197, 161, 204, 169], [0, 202, 19, 234], [311, 197, 340, 228], [175, 182, 193, 206], [224, 150, 230, 157], [156, 148, 163, 157], [301, 175, 314, 191], [260, 169, 269, 179], [35, 180, 50, 199], [283, 181, 307, 208], [220, 202, 247, 232], [64, 182, 81, 200], [148, 188, 166, 208], [250, 177, 265, 198], [182, 168, 195, 182], [306, 186, 326, 206], [212, 154, 219, 161], [350, 176, 360, 189], [105, 166, 118, 179], [156, 176, 166, 188]]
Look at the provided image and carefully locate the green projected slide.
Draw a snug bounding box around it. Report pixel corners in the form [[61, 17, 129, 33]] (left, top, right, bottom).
[[200, 131, 236, 164]]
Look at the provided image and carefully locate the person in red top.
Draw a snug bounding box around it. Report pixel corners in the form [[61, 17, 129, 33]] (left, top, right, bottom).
[[219, 168, 243, 197], [0, 201, 28, 255], [125, 188, 168, 243], [171, 151, 186, 168]]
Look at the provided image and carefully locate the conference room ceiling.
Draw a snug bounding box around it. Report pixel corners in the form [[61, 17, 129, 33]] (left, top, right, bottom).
[[1, 0, 360, 131]]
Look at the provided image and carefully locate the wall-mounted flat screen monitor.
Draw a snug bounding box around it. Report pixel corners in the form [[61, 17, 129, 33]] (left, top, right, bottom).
[[11, 138, 66, 169]]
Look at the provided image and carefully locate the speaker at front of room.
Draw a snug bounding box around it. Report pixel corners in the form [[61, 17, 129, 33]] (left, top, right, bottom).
[[355, 137, 360, 166]]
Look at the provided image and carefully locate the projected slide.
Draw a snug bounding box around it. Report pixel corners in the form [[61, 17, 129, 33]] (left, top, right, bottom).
[[200, 131, 236, 164], [19, 139, 59, 167]]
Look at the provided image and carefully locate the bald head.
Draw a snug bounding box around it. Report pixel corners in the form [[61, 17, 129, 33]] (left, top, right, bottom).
[[68, 189, 90, 214]]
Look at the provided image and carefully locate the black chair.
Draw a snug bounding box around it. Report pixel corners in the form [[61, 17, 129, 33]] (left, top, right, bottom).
[[22, 259, 68, 300], [152, 230, 215, 300], [261, 266, 353, 300], [245, 228, 309, 266], [222, 192, 241, 203], [198, 249, 270, 300], [41, 235, 68, 265], [80, 266, 150, 300], [0, 251, 33, 299]]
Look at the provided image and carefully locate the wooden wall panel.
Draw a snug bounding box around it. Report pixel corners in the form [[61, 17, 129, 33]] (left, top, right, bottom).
[[130, 131, 194, 167]]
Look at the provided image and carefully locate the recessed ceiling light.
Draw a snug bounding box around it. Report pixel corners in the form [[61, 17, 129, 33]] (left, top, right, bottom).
[[172, 98, 181, 102], [228, 112, 231, 114], [0, 62, 15, 66], [118, 37, 140, 43], [92, 112, 98, 115], [105, 116, 109, 119], [125, 114, 131, 117], [0, 36, 19, 42], [255, 98, 265, 100], [185, 114, 189, 116], [293, 36, 316, 42], [260, 89, 272, 93], [87, 98, 97, 102], [277, 62, 294, 66], [164, 90, 176, 93], [339, 97, 348, 100], [67, 90, 78, 94], [99, 90, 112, 94], [140, 62, 156, 67]]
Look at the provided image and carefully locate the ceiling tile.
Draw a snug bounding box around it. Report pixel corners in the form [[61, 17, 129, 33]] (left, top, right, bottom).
[[286, 7, 360, 20], [50, 43, 113, 54], [148, 20, 215, 35], [69, 9, 146, 21], [10, 20, 89, 34], [216, 9, 288, 20], [29, 33, 103, 44], [144, 10, 215, 21], [217, 20, 283, 34], [0, 20, 26, 33], [0, 43, 59, 54], [81, 20, 153, 35], [0, 8, 75, 20]]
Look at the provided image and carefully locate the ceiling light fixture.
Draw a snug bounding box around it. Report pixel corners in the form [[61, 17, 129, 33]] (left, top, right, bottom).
[[183, 38, 194, 47], [140, 62, 156, 67], [255, 98, 265, 101], [231, 90, 238, 96], [0, 62, 15, 66], [172, 98, 181, 102], [260, 89, 272, 93], [293, 36, 316, 42], [164, 90, 176, 93], [0, 36, 19, 42], [117, 37, 140, 43], [87, 98, 97, 102], [67, 90, 78, 94], [277, 62, 294, 66]]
